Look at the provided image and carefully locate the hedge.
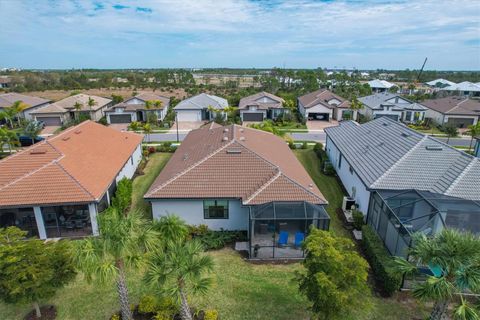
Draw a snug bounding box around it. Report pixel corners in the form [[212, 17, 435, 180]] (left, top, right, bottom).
[[361, 225, 402, 296]]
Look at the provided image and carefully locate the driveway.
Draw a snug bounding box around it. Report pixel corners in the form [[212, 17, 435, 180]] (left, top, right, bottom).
[[168, 121, 204, 133], [306, 120, 339, 131], [109, 124, 129, 131], [40, 126, 60, 136]]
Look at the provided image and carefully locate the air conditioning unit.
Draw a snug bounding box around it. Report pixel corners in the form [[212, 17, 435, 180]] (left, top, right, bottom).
[[342, 196, 356, 211]]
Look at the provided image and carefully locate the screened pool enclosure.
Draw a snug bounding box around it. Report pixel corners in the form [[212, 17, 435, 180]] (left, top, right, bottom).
[[367, 190, 480, 258], [248, 202, 330, 259]]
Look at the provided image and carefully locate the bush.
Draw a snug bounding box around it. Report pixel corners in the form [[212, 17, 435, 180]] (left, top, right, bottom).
[[148, 146, 156, 154], [352, 209, 364, 230], [191, 227, 247, 250], [156, 142, 176, 153], [361, 225, 402, 296], [138, 295, 158, 314], [154, 311, 171, 320], [110, 314, 120, 320], [204, 309, 219, 320], [97, 116, 108, 126], [111, 178, 133, 214], [301, 141, 308, 149], [323, 161, 335, 175]]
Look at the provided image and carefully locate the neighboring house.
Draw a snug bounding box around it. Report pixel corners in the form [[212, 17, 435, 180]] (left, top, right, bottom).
[[238, 92, 285, 122], [174, 93, 228, 122], [0, 76, 11, 89], [298, 89, 355, 121], [31, 103, 70, 126], [0, 121, 143, 240], [145, 123, 330, 259], [34, 94, 113, 124], [425, 78, 456, 88], [422, 96, 480, 128], [0, 93, 51, 120], [359, 92, 427, 122], [325, 118, 480, 257], [105, 92, 170, 124], [367, 79, 396, 93], [440, 81, 480, 97]]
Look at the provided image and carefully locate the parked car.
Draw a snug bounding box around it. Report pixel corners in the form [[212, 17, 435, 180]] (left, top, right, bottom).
[[18, 135, 44, 147]]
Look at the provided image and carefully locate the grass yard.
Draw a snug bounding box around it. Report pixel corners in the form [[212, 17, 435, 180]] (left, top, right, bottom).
[[131, 152, 172, 217]]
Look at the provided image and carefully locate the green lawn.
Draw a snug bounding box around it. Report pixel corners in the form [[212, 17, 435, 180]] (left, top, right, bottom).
[[131, 152, 172, 217]]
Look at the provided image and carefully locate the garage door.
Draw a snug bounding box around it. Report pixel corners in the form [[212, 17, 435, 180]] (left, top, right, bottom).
[[447, 117, 474, 128], [176, 110, 201, 122], [374, 114, 399, 121], [109, 114, 132, 124], [36, 116, 62, 126], [243, 113, 264, 121], [308, 113, 330, 121]]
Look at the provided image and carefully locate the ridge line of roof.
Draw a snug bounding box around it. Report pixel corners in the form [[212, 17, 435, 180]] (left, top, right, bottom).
[[243, 171, 281, 204], [278, 172, 328, 204], [444, 158, 478, 196], [371, 135, 428, 188], [55, 161, 96, 200], [145, 139, 235, 197]]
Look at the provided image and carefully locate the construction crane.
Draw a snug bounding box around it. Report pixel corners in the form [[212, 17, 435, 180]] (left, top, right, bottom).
[[416, 57, 428, 82]]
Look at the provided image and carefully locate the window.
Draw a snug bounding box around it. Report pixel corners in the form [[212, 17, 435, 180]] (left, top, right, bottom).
[[338, 154, 342, 169], [130, 156, 133, 165], [204, 200, 229, 219], [405, 111, 412, 121]]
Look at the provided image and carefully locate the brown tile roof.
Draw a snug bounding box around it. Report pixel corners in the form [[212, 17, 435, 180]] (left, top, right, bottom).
[[55, 94, 112, 111], [128, 93, 170, 106], [0, 93, 50, 109], [238, 92, 285, 110], [298, 89, 350, 109], [146, 124, 326, 205], [422, 97, 480, 116], [30, 103, 68, 114], [106, 93, 170, 112], [0, 121, 143, 208]]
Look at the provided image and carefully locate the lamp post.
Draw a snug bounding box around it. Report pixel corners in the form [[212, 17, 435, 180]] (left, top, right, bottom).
[[175, 111, 179, 143]]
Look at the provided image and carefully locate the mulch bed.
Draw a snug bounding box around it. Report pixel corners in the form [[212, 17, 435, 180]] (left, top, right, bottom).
[[24, 305, 57, 320]]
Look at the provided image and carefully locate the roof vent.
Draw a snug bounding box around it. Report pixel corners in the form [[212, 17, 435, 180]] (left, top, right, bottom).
[[425, 145, 443, 151], [226, 149, 242, 154], [183, 153, 188, 161], [309, 183, 313, 189], [30, 148, 47, 155], [401, 133, 410, 138], [62, 136, 70, 141], [382, 122, 389, 126], [224, 128, 229, 133], [239, 128, 244, 133], [74, 130, 82, 134], [239, 136, 246, 141], [222, 136, 228, 141]]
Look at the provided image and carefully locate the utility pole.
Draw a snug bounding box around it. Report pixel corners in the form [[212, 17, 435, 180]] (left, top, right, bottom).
[[175, 111, 179, 143]]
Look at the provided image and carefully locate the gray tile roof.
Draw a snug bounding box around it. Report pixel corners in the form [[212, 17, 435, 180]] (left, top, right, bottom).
[[421, 96, 480, 116], [238, 92, 284, 110], [174, 93, 228, 110], [0, 93, 50, 109], [359, 92, 427, 111], [325, 117, 479, 201]]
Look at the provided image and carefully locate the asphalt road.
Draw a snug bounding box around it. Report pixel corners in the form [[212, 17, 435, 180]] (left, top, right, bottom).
[[147, 132, 473, 148]]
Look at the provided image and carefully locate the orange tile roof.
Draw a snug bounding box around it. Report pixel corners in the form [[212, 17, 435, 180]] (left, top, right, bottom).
[[146, 124, 326, 205], [0, 121, 143, 208]]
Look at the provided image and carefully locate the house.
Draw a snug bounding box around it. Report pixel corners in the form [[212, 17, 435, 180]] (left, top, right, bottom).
[[105, 93, 170, 124], [325, 118, 480, 257], [359, 92, 427, 122], [238, 92, 285, 122], [422, 96, 480, 128], [0, 121, 143, 240], [0, 93, 50, 120], [298, 89, 355, 121], [425, 78, 456, 88], [31, 94, 112, 125], [0, 76, 11, 89], [145, 123, 330, 259], [367, 79, 396, 93], [174, 93, 228, 122], [440, 81, 480, 97]]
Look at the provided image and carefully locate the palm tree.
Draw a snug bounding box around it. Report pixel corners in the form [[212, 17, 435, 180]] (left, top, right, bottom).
[[393, 229, 480, 320], [74, 208, 158, 320], [87, 97, 97, 118], [349, 96, 363, 121], [128, 121, 140, 131], [22, 120, 43, 145], [207, 105, 217, 121], [144, 240, 214, 320], [0, 101, 27, 128], [152, 214, 189, 244], [143, 123, 152, 142], [466, 123, 480, 152], [444, 125, 458, 144], [73, 101, 83, 120], [0, 127, 19, 154]]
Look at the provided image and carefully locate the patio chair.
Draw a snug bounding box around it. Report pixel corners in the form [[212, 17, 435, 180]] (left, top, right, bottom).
[[294, 232, 305, 248], [277, 231, 289, 247]]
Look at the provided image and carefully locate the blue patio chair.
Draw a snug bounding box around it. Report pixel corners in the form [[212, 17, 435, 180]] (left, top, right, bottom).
[[295, 232, 305, 248], [278, 231, 289, 247]]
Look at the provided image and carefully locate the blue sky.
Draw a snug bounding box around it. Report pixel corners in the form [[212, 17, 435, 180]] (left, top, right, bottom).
[[0, 0, 479, 70]]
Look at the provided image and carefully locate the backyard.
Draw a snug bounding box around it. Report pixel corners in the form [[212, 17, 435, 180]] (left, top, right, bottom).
[[0, 149, 428, 320]]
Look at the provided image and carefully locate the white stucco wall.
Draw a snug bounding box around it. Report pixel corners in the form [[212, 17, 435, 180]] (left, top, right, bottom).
[[23, 103, 51, 120], [326, 136, 371, 213], [115, 143, 142, 182], [151, 199, 249, 230]]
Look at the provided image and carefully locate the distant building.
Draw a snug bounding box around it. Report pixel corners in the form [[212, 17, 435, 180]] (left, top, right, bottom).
[[440, 81, 480, 97], [0, 76, 11, 88], [422, 96, 480, 128], [239, 92, 285, 122], [298, 89, 355, 121], [358, 92, 427, 122], [174, 93, 228, 122], [425, 78, 456, 88], [105, 92, 170, 124], [367, 79, 396, 93], [0, 93, 50, 120]]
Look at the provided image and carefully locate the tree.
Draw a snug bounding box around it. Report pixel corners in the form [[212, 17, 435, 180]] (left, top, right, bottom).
[[23, 120, 43, 144], [297, 228, 370, 319], [349, 96, 363, 121], [0, 101, 27, 128], [393, 230, 480, 320], [73, 101, 83, 120], [466, 123, 480, 152], [143, 123, 152, 142], [153, 214, 189, 244], [111, 94, 124, 105], [73, 208, 158, 320], [111, 178, 133, 214], [87, 97, 97, 117], [444, 125, 459, 144], [128, 121, 141, 131], [144, 240, 214, 320], [0, 227, 76, 318], [0, 127, 19, 154]]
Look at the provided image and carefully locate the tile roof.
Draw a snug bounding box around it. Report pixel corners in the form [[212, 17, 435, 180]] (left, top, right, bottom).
[[0, 93, 50, 109], [0, 121, 143, 208], [55, 94, 112, 111], [238, 92, 284, 110], [367, 79, 395, 89], [174, 93, 228, 110], [359, 92, 427, 111], [30, 103, 68, 114], [426, 79, 456, 87], [325, 118, 480, 200], [146, 124, 326, 205], [421, 96, 480, 116], [442, 81, 480, 92], [106, 93, 170, 113], [298, 89, 350, 109]]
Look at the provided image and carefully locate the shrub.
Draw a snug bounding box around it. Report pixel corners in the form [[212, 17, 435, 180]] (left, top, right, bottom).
[[204, 309, 219, 320], [154, 311, 171, 320], [156, 142, 176, 153], [97, 116, 108, 126], [138, 295, 158, 314], [361, 225, 402, 296], [323, 161, 335, 175], [157, 297, 177, 314], [191, 228, 247, 250], [288, 141, 296, 149], [301, 141, 308, 149], [148, 146, 156, 154], [111, 178, 133, 214], [189, 224, 209, 236], [352, 209, 364, 230], [110, 314, 120, 320]]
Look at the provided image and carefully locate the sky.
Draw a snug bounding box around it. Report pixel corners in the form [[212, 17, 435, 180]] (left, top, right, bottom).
[[0, 0, 479, 70]]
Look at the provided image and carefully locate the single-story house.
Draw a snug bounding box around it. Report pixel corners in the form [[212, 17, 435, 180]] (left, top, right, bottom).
[[425, 78, 456, 89], [367, 79, 396, 93], [0, 93, 51, 120], [145, 123, 330, 259], [0, 121, 143, 239], [325, 117, 480, 257], [238, 92, 285, 122], [359, 92, 427, 122], [30, 103, 70, 126], [32, 94, 113, 125], [298, 89, 355, 121], [440, 81, 480, 97], [105, 93, 170, 124], [0, 76, 11, 89], [174, 93, 228, 122], [422, 96, 480, 128]]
